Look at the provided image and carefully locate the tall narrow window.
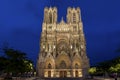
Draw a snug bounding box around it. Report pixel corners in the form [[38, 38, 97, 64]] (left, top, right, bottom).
[[53, 11, 56, 23], [73, 13, 76, 23], [49, 13, 52, 23], [44, 11, 48, 22]]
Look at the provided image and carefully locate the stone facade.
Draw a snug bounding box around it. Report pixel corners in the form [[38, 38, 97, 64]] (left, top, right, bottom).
[[37, 7, 89, 78]]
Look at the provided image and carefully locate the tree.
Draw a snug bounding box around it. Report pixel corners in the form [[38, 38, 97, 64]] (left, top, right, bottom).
[[0, 48, 34, 76], [88, 67, 96, 78], [109, 64, 120, 73], [0, 56, 7, 72]]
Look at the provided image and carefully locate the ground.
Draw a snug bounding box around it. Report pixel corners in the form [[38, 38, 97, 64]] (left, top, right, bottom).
[[0, 76, 119, 80], [1, 77, 117, 80]]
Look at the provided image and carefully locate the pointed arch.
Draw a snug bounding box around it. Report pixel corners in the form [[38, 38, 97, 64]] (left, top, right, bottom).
[[44, 58, 55, 69], [56, 54, 71, 69], [72, 57, 82, 69]]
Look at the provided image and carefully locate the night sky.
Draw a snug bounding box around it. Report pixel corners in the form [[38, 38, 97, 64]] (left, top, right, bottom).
[[0, 0, 120, 66]]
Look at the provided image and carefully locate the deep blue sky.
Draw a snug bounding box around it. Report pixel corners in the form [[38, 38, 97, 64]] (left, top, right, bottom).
[[0, 0, 120, 65]]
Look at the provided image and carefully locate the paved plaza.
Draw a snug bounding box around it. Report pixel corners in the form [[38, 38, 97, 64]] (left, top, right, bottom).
[[0, 77, 119, 80], [10, 77, 120, 80]]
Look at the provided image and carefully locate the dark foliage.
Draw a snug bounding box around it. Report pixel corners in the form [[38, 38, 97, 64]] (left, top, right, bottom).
[[0, 47, 34, 76]]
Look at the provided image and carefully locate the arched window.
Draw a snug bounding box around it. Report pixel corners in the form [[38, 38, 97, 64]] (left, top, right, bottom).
[[48, 63, 52, 69], [44, 11, 48, 22], [49, 13, 52, 23], [73, 13, 76, 23], [53, 11, 56, 22]]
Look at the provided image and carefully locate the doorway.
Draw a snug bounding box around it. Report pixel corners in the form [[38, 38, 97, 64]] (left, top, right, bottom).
[[48, 71, 51, 77], [75, 71, 78, 77], [60, 71, 67, 77]]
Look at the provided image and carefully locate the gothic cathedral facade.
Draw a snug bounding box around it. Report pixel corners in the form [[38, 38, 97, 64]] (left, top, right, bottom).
[[37, 7, 89, 78]]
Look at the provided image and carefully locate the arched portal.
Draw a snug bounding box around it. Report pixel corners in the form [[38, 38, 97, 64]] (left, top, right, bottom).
[[44, 58, 55, 78], [56, 54, 71, 78], [59, 60, 67, 77], [56, 54, 71, 69], [47, 63, 52, 77]]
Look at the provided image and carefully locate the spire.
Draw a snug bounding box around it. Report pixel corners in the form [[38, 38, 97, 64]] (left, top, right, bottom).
[[50, 6, 52, 9], [60, 17, 65, 24]]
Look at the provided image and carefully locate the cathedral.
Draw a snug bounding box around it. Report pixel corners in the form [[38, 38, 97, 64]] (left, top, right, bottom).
[[37, 7, 89, 78]]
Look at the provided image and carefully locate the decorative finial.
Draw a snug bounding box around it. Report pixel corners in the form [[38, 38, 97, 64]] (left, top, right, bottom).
[[61, 17, 64, 21], [60, 17, 65, 24], [49, 6, 52, 9]]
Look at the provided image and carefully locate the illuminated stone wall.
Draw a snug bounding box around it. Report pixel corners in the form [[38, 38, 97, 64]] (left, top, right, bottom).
[[37, 7, 89, 78]]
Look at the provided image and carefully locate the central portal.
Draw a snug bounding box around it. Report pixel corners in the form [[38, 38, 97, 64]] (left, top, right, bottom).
[[60, 71, 67, 77]]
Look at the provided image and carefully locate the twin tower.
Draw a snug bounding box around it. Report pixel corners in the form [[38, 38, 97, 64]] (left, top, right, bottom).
[[37, 7, 89, 78], [44, 7, 81, 23]]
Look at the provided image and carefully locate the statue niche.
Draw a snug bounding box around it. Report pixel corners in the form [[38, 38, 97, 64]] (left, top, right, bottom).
[[48, 63, 52, 69]]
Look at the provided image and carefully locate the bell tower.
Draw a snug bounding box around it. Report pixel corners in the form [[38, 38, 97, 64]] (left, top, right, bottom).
[[44, 7, 57, 24], [67, 7, 81, 23]]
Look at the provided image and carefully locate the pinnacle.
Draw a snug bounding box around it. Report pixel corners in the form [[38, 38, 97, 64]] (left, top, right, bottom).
[[60, 17, 65, 24]]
